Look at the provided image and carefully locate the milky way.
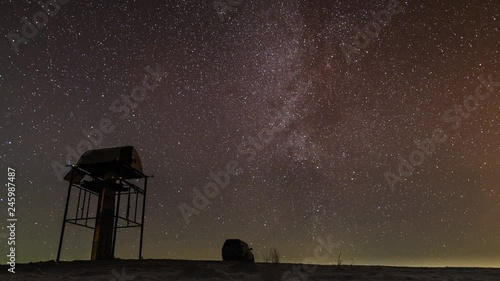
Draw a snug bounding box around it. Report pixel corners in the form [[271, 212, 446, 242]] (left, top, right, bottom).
[[1, 0, 499, 267]]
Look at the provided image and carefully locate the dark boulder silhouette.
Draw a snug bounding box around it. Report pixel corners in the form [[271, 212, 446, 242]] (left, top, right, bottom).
[[221, 239, 255, 262]]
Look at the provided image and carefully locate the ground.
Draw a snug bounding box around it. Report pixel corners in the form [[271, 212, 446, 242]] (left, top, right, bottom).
[[0, 259, 499, 281]]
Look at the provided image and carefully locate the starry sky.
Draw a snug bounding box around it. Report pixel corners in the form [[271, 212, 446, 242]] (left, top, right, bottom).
[[1, 0, 499, 267]]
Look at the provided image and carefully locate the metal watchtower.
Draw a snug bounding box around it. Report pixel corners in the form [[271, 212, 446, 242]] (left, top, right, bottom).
[[56, 146, 151, 261]]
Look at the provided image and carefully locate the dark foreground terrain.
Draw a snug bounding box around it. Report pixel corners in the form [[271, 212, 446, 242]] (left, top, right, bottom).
[[0, 259, 499, 281]]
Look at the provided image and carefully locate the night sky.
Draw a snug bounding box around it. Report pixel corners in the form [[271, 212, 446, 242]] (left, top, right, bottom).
[[1, 0, 499, 267]]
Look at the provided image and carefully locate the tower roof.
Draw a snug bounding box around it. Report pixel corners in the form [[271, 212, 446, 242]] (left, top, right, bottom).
[[64, 146, 145, 183]]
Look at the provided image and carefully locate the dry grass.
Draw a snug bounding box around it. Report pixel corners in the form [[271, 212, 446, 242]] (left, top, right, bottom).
[[263, 247, 280, 264]]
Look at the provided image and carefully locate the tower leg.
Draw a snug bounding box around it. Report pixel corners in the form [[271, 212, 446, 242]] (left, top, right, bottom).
[[57, 171, 73, 262], [112, 190, 122, 258], [139, 177, 148, 260]]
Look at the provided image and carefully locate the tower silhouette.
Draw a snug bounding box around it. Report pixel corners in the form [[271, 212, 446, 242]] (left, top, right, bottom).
[[56, 146, 151, 261]]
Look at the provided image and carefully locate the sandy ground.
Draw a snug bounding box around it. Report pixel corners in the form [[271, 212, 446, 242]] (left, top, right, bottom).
[[0, 259, 499, 281]]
